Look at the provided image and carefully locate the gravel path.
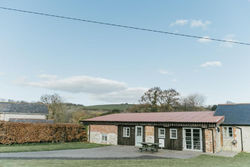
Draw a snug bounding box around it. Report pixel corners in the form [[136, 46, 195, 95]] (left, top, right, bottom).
[[0, 146, 202, 159]]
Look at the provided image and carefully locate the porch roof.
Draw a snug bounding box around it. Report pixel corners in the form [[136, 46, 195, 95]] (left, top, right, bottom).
[[82, 111, 224, 124]]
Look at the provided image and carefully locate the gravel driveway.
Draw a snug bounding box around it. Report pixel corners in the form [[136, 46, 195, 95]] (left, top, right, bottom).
[[0, 145, 202, 159]]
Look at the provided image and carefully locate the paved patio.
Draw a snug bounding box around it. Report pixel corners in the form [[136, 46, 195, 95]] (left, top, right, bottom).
[[0, 145, 238, 159]]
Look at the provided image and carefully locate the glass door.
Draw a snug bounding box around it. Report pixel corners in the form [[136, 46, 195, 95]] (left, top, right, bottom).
[[184, 128, 202, 151], [135, 126, 143, 146]]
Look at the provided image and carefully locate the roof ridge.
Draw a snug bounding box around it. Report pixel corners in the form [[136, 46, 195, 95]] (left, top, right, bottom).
[[218, 103, 250, 106]]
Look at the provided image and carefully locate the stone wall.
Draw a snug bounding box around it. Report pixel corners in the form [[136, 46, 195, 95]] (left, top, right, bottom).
[[241, 126, 250, 153], [221, 126, 241, 152], [89, 125, 118, 145], [145, 126, 154, 143], [204, 128, 217, 153]]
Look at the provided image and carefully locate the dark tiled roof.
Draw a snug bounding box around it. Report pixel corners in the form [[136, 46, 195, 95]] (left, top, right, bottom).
[[83, 111, 224, 124], [0, 102, 48, 114], [214, 103, 250, 125]]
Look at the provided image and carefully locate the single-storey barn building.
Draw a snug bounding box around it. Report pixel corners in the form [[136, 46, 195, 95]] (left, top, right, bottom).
[[81, 111, 224, 153]]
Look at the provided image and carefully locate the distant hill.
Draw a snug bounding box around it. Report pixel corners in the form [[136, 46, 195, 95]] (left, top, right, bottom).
[[84, 104, 135, 111], [62, 103, 135, 122], [64, 103, 135, 112]]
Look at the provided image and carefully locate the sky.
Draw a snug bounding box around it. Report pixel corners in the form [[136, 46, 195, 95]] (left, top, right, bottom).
[[0, 0, 250, 105]]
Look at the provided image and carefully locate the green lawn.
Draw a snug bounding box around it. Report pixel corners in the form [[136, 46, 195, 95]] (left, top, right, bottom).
[[0, 153, 249, 167], [0, 142, 105, 153]]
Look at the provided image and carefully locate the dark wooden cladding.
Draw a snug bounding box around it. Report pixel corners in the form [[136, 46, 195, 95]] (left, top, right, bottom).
[[167, 127, 183, 150], [118, 125, 135, 145], [202, 128, 206, 152], [154, 126, 183, 150], [118, 125, 145, 146]]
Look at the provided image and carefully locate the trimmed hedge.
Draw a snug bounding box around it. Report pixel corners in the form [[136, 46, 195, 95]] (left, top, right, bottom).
[[0, 122, 87, 144]]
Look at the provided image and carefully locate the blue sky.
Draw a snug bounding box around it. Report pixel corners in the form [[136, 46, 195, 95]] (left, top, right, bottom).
[[0, 0, 250, 105]]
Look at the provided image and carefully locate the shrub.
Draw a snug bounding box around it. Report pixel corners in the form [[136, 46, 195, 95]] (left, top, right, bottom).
[[0, 122, 87, 144]]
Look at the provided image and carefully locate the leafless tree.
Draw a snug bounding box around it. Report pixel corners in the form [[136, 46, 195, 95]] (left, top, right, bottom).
[[40, 94, 66, 123], [181, 94, 206, 111]]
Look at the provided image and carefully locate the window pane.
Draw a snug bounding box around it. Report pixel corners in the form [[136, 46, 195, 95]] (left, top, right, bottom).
[[137, 127, 142, 136], [228, 127, 233, 137], [170, 129, 177, 139], [123, 127, 130, 137]]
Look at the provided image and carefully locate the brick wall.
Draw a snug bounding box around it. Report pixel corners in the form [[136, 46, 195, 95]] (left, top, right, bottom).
[[145, 126, 154, 143], [89, 125, 118, 145], [204, 128, 217, 153]]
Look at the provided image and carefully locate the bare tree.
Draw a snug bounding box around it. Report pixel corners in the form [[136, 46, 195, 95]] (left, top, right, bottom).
[[40, 94, 66, 123], [180, 94, 206, 111], [160, 89, 180, 112]]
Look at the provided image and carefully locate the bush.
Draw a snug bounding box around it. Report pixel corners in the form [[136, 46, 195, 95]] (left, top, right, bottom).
[[0, 122, 87, 144]]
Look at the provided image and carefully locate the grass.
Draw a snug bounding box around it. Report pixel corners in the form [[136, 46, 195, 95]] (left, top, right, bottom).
[[0, 142, 106, 153], [0, 152, 250, 167]]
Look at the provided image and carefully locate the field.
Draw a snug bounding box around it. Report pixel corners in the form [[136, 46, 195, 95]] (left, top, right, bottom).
[[0, 142, 105, 153], [0, 153, 249, 167]]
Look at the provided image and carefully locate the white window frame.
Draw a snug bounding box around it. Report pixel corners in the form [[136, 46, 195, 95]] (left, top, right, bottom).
[[102, 134, 107, 142], [123, 127, 130, 137], [158, 128, 165, 138], [223, 127, 233, 138], [170, 128, 178, 139], [183, 128, 202, 151]]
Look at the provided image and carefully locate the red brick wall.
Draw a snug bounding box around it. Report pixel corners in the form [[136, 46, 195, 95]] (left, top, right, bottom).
[[90, 125, 118, 134], [204, 128, 216, 153]]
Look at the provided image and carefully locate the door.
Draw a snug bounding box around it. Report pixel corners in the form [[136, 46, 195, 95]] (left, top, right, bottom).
[[158, 128, 166, 148], [135, 126, 143, 146], [183, 128, 202, 151]]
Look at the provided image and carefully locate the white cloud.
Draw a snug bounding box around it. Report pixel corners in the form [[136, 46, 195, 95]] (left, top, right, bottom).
[[221, 34, 238, 48], [200, 61, 222, 68], [18, 75, 147, 103], [170, 19, 211, 29], [92, 87, 147, 103], [158, 70, 173, 75], [197, 36, 212, 43], [190, 20, 211, 28], [170, 19, 189, 26], [19, 75, 127, 94]]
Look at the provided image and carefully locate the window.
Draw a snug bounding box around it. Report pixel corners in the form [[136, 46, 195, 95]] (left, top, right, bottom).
[[102, 134, 107, 142], [224, 127, 233, 138], [158, 128, 165, 138], [170, 128, 178, 139], [123, 127, 130, 137]]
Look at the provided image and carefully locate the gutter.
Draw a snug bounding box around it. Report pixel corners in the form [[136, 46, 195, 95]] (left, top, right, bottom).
[[235, 126, 243, 152]]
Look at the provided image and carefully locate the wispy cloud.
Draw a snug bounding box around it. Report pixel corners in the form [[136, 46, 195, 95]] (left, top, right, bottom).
[[158, 69, 173, 75], [197, 36, 212, 43], [170, 19, 189, 26], [190, 20, 211, 28], [17, 75, 147, 103], [170, 19, 211, 29], [200, 61, 222, 68]]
